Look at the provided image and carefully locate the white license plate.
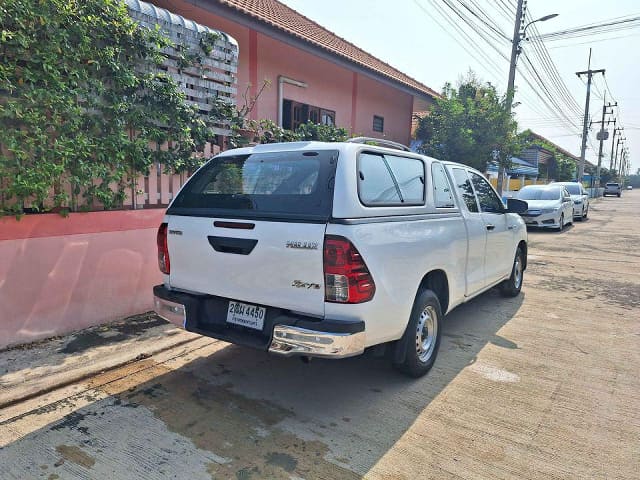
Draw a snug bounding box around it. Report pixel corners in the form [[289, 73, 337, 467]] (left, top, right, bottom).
[[226, 301, 266, 330]]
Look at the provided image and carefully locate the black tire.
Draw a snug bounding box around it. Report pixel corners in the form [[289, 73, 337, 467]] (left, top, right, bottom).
[[617, 193, 621, 197], [393, 289, 442, 378], [556, 214, 564, 232], [500, 246, 525, 297], [583, 206, 588, 219]]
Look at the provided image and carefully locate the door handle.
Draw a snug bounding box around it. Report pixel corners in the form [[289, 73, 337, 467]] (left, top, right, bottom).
[[508, 225, 517, 230], [486, 224, 495, 231]]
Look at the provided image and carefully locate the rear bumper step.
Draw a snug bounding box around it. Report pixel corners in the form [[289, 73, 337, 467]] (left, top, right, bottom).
[[153, 285, 365, 359], [270, 325, 365, 358]]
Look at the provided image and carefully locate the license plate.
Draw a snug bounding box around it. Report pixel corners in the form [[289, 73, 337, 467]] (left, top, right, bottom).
[[226, 301, 266, 330]]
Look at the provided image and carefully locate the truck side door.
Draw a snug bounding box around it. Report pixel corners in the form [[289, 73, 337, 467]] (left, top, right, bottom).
[[447, 167, 487, 296], [469, 171, 513, 284]]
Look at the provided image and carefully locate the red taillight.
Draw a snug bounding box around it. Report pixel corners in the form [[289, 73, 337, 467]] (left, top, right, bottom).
[[157, 223, 170, 274], [323, 235, 375, 303]]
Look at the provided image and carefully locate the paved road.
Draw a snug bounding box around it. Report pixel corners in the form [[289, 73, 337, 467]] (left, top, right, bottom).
[[1, 192, 639, 479]]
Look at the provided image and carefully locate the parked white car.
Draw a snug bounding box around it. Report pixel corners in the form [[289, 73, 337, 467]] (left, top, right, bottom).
[[153, 139, 528, 377], [516, 185, 574, 231], [554, 181, 589, 220]]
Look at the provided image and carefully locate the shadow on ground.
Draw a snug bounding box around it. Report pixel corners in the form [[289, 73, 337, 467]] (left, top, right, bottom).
[[0, 313, 172, 381], [0, 289, 524, 479]]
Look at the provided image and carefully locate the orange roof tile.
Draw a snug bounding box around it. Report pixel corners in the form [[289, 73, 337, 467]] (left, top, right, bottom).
[[216, 0, 439, 99]]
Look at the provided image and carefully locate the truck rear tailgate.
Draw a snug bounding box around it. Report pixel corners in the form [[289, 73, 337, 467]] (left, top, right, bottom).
[[165, 147, 338, 318], [167, 216, 326, 316]]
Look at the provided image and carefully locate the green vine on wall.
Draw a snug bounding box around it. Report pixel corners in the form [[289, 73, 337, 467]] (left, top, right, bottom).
[[0, 0, 221, 215]]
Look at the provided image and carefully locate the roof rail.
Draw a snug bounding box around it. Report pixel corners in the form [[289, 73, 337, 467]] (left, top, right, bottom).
[[346, 137, 411, 152]]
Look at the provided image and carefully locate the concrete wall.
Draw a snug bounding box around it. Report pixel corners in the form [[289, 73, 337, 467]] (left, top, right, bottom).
[[0, 210, 164, 348], [151, 0, 417, 145]]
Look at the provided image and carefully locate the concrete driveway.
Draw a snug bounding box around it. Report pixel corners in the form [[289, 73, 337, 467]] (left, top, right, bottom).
[[1, 192, 638, 479]]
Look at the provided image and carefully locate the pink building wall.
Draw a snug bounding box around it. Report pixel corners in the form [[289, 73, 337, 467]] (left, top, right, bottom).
[[152, 0, 418, 145], [0, 211, 164, 348]]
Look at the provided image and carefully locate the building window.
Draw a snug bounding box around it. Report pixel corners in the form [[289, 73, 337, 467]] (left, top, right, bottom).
[[282, 99, 336, 130], [373, 115, 384, 132]]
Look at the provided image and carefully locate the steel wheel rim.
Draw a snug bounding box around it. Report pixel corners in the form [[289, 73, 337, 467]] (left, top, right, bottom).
[[416, 305, 438, 363], [513, 254, 523, 289]]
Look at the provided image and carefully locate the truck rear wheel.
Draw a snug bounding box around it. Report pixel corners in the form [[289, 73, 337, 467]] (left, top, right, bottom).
[[393, 289, 442, 378], [500, 247, 524, 297]]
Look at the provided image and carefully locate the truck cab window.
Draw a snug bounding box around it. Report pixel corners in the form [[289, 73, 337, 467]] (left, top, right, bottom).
[[432, 163, 455, 208], [469, 172, 504, 213], [451, 168, 479, 213]]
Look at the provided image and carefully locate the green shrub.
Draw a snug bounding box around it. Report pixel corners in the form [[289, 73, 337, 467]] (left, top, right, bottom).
[[0, 0, 218, 215]]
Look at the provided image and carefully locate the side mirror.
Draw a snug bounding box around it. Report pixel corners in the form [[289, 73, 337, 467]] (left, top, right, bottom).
[[506, 198, 528, 214]]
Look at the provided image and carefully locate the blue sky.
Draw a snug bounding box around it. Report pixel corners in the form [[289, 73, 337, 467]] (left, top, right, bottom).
[[281, 0, 639, 173]]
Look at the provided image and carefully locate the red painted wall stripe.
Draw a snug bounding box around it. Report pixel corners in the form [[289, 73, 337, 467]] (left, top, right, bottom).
[[249, 29, 258, 120], [0, 209, 166, 241], [351, 72, 358, 134]]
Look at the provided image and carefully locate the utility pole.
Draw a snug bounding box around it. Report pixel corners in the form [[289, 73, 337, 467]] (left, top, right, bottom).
[[500, 3, 558, 194], [499, 0, 526, 196], [609, 122, 620, 170], [613, 137, 622, 172], [591, 94, 616, 188], [576, 49, 605, 183], [506, 0, 525, 109]]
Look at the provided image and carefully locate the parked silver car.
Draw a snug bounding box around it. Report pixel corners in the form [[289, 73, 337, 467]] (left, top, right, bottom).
[[516, 185, 574, 232], [554, 181, 589, 220]]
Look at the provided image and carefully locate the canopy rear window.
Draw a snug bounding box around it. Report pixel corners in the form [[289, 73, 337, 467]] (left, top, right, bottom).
[[168, 150, 338, 221]]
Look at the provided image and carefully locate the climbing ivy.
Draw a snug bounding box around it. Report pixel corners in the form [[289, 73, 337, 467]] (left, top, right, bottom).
[[0, 0, 220, 215]]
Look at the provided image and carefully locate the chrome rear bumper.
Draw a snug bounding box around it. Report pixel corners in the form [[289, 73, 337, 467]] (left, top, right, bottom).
[[152, 285, 365, 359], [153, 296, 186, 328], [269, 325, 365, 359]]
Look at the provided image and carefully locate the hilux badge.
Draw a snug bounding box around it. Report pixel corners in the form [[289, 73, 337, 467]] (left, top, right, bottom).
[[286, 240, 319, 250]]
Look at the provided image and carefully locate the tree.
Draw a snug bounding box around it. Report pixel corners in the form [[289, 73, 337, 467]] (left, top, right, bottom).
[[415, 73, 520, 180], [554, 157, 576, 182]]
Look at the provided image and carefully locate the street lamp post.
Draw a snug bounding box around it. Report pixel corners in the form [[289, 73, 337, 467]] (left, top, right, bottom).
[[498, 1, 558, 194], [507, 12, 559, 106]]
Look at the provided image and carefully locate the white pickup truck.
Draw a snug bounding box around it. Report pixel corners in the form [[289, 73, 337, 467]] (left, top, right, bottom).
[[153, 139, 528, 377]]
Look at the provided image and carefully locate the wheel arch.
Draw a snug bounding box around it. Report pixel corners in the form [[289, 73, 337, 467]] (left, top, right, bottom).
[[393, 269, 449, 365], [517, 240, 528, 270], [416, 269, 450, 315]]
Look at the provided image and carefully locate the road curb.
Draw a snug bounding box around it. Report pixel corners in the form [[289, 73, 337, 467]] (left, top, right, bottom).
[[0, 336, 199, 411]]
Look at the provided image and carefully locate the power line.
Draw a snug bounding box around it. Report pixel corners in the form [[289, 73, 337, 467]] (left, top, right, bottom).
[[441, 0, 512, 47], [548, 32, 640, 49], [454, 0, 511, 41], [412, 0, 506, 83], [433, 0, 558, 119], [493, 0, 516, 23], [413, 0, 586, 146], [535, 15, 640, 41], [525, 10, 584, 117], [520, 53, 582, 133]]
